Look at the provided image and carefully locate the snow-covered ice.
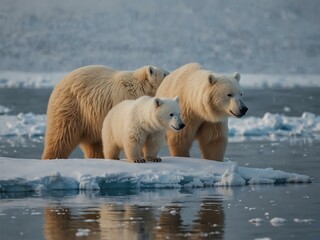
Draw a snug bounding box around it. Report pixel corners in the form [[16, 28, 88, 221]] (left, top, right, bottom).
[[0, 157, 311, 193]]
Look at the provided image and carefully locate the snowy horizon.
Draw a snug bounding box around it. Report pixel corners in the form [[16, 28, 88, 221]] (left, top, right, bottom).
[[0, 0, 319, 74], [0, 71, 319, 89]]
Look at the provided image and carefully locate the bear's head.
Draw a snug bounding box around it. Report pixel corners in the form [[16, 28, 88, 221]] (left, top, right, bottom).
[[145, 66, 170, 95], [199, 72, 248, 122], [153, 96, 185, 132]]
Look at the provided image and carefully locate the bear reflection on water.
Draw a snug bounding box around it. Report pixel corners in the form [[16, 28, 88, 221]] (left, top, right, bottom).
[[44, 196, 224, 239]]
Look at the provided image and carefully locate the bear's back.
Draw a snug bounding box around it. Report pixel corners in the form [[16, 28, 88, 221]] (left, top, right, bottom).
[[156, 63, 201, 99]]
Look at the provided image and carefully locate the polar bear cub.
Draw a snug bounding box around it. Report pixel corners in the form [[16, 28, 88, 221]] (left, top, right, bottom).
[[102, 96, 185, 163]]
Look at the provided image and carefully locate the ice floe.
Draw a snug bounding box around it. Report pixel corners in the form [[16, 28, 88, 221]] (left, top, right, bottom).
[[0, 157, 311, 193]]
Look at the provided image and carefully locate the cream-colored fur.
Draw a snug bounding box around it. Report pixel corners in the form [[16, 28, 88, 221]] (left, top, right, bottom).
[[156, 63, 248, 161], [102, 96, 184, 163], [42, 65, 169, 160]]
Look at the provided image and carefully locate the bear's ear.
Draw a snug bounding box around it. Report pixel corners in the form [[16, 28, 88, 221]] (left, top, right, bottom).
[[233, 72, 241, 82], [148, 66, 154, 76], [154, 97, 163, 107], [173, 96, 180, 104], [208, 74, 217, 85]]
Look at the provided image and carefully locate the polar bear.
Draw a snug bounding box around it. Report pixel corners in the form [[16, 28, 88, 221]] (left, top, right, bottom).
[[102, 96, 185, 163], [155, 63, 248, 161], [42, 65, 169, 160]]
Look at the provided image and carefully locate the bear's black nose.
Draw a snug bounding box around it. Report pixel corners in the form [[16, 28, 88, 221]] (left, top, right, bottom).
[[240, 106, 248, 115], [179, 123, 185, 129]]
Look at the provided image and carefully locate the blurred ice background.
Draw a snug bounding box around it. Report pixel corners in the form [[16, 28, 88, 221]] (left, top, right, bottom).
[[0, 0, 319, 74]]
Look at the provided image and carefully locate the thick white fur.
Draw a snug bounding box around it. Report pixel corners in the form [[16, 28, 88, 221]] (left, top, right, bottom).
[[42, 65, 169, 160], [102, 96, 184, 163], [156, 63, 247, 161]]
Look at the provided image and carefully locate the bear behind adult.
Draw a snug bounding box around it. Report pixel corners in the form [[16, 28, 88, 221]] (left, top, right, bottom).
[[42, 65, 169, 160], [155, 63, 248, 161]]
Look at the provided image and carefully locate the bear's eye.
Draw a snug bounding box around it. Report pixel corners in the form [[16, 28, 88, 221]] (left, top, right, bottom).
[[240, 93, 243, 96], [169, 113, 174, 117], [227, 93, 233, 97]]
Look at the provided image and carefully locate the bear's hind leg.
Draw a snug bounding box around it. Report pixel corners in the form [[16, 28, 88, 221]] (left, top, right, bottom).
[[102, 142, 121, 160], [81, 142, 104, 159], [42, 125, 81, 160]]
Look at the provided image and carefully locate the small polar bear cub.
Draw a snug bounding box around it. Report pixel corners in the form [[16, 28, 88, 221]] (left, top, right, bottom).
[[102, 96, 185, 163]]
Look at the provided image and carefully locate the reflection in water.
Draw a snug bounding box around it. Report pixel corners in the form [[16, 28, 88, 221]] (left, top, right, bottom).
[[44, 207, 101, 240], [43, 190, 226, 240], [155, 200, 224, 240], [100, 205, 156, 240]]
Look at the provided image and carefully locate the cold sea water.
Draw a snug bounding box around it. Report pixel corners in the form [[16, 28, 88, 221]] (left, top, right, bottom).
[[0, 87, 319, 240]]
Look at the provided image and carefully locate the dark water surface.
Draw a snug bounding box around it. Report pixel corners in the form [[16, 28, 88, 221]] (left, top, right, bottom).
[[0, 88, 319, 240]]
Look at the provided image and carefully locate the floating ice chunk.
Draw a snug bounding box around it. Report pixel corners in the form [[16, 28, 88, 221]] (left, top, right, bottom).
[[75, 228, 90, 237], [262, 112, 283, 129], [84, 219, 97, 223], [249, 218, 264, 226], [293, 218, 315, 223], [283, 107, 291, 112], [170, 210, 177, 215], [0, 105, 10, 114], [216, 162, 246, 186], [270, 217, 287, 226]]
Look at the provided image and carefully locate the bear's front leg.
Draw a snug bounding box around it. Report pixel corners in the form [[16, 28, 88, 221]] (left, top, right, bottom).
[[167, 126, 196, 157], [142, 132, 165, 162], [124, 139, 146, 163], [197, 121, 228, 161]]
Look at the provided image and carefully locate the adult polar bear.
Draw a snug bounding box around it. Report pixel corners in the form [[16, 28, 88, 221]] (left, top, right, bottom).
[[156, 63, 248, 161], [42, 65, 169, 160]]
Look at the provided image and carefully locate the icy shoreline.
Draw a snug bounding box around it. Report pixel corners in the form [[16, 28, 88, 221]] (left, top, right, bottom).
[[0, 157, 311, 193], [0, 112, 319, 141]]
